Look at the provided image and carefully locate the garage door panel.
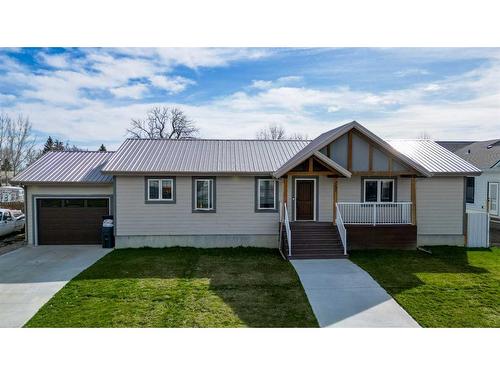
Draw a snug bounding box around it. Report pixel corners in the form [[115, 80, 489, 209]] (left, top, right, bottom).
[[37, 199, 109, 245]]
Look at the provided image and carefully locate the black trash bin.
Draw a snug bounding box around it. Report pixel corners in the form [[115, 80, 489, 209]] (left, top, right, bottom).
[[102, 215, 115, 248]]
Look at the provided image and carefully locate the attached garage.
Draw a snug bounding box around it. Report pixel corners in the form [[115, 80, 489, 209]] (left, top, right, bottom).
[[37, 198, 110, 245], [11, 151, 115, 246]]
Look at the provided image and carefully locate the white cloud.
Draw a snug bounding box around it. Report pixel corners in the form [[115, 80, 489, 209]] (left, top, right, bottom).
[[394, 68, 429, 77], [0, 93, 16, 102], [250, 80, 273, 89], [2, 48, 500, 149], [38, 52, 71, 69], [149, 75, 195, 93], [110, 84, 149, 99]]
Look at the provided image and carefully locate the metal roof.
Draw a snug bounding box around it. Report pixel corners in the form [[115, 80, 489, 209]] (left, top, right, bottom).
[[436, 140, 474, 153], [12, 151, 114, 184], [102, 139, 309, 174], [388, 140, 481, 175]]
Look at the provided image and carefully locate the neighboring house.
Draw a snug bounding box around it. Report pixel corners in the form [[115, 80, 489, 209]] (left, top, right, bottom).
[[438, 139, 500, 219], [0, 185, 25, 202], [12, 121, 480, 258]]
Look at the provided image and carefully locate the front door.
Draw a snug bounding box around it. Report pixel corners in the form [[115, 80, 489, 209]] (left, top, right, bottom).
[[488, 182, 499, 216], [296, 179, 315, 220]]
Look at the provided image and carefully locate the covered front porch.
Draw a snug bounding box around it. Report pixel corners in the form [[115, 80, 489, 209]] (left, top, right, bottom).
[[277, 154, 418, 259]]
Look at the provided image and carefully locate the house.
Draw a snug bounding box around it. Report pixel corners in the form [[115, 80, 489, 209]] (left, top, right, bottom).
[[0, 185, 25, 202], [12, 121, 481, 258], [438, 139, 500, 219]]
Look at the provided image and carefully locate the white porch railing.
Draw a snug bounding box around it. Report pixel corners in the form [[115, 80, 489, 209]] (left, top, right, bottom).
[[337, 202, 412, 225], [335, 203, 347, 255]]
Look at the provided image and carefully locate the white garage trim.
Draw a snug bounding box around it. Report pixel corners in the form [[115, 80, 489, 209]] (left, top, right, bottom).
[[32, 194, 112, 246]]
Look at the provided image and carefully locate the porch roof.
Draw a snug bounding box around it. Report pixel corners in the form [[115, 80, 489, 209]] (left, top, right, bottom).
[[273, 121, 433, 178]]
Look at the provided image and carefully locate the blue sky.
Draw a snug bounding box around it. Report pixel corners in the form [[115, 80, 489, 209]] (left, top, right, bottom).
[[0, 48, 499, 150]]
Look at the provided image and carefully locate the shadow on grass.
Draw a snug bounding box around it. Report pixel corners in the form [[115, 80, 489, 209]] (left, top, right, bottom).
[[26, 247, 318, 328], [349, 246, 491, 292]]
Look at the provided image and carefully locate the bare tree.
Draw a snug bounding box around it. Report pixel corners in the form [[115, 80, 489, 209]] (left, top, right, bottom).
[[256, 124, 286, 140], [418, 131, 432, 140], [256, 123, 308, 140], [3, 114, 37, 176], [127, 106, 198, 139]]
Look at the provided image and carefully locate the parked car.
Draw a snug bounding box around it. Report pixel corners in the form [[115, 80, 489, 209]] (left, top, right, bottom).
[[0, 208, 25, 236]]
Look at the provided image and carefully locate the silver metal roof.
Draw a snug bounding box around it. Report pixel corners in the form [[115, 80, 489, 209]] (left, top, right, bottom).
[[12, 151, 114, 184], [102, 139, 309, 174], [388, 140, 481, 175]]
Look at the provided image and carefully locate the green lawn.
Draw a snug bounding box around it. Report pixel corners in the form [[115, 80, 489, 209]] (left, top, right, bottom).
[[350, 246, 500, 328], [25, 247, 318, 328]]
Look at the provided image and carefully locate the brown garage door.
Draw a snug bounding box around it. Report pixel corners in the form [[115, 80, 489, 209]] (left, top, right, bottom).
[[37, 198, 109, 245]]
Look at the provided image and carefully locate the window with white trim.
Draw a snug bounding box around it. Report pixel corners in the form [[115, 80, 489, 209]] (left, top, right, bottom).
[[195, 178, 214, 210], [364, 179, 394, 202], [257, 179, 277, 210], [147, 178, 174, 201]]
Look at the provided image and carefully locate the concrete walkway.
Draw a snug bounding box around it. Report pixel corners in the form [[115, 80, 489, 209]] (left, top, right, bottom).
[[0, 245, 112, 328], [292, 259, 419, 328]]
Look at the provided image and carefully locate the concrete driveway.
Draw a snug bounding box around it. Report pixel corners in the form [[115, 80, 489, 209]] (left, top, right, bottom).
[[0, 245, 112, 328], [292, 259, 419, 328]]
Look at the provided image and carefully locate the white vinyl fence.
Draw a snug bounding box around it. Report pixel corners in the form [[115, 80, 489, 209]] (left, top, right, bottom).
[[467, 212, 490, 248]]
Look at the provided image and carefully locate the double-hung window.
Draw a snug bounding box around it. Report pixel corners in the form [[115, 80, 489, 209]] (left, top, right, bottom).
[[194, 178, 215, 211], [256, 178, 277, 211], [364, 179, 394, 202], [147, 178, 174, 202]]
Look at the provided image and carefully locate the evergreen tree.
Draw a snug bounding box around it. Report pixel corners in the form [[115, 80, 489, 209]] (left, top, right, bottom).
[[1, 158, 12, 172], [42, 136, 54, 154], [98, 144, 107, 151]]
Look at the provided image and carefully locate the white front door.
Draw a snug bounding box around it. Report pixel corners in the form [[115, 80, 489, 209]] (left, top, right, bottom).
[[488, 182, 499, 215]]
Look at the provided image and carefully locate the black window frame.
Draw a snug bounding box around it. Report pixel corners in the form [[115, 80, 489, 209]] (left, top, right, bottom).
[[466, 177, 475, 204]]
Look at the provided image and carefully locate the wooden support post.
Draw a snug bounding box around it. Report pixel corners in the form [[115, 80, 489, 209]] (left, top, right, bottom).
[[411, 176, 417, 225], [347, 131, 353, 171], [308, 157, 313, 172]]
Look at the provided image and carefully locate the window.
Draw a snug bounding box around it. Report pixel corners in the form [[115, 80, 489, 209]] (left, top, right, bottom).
[[194, 178, 215, 211], [466, 177, 475, 204], [86, 199, 108, 208], [64, 199, 85, 208], [364, 179, 394, 202], [147, 178, 174, 201], [40, 199, 63, 208], [257, 178, 277, 210]]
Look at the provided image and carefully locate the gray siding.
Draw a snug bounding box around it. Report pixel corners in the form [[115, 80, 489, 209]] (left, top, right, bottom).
[[416, 177, 464, 235], [115, 176, 280, 236], [318, 176, 333, 222], [351, 134, 370, 171], [330, 134, 348, 168]]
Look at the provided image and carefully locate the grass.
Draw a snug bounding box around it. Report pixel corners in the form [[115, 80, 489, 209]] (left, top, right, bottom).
[[350, 246, 500, 328], [25, 247, 318, 328]]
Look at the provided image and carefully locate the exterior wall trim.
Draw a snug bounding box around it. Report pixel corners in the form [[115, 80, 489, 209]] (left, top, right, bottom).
[[254, 176, 280, 213], [291, 176, 319, 221], [144, 176, 177, 204], [31, 194, 113, 246], [191, 176, 217, 213]]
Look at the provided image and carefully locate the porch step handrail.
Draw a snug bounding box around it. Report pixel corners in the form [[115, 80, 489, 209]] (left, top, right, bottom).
[[337, 202, 412, 225], [283, 203, 292, 257], [335, 203, 347, 255]]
